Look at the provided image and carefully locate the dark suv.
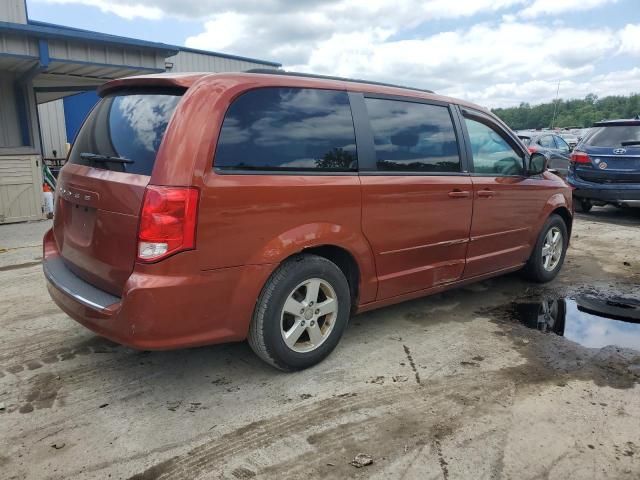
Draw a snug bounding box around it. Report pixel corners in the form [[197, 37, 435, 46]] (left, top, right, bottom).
[[568, 118, 640, 212]]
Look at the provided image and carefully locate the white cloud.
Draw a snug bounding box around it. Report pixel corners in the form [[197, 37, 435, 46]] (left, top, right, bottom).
[[35, 0, 640, 108], [618, 23, 640, 56], [471, 68, 640, 108], [519, 0, 618, 19]]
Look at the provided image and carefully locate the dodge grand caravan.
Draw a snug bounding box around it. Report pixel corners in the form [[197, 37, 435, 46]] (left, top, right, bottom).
[[43, 70, 572, 371]]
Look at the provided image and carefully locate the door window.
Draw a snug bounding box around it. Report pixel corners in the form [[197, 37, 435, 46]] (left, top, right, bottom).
[[537, 135, 556, 149], [554, 136, 570, 153], [364, 98, 461, 172], [214, 87, 357, 172], [464, 118, 524, 176]]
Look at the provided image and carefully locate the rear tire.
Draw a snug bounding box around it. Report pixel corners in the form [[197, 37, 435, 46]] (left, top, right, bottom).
[[575, 199, 592, 213], [522, 214, 568, 283], [248, 254, 351, 371]]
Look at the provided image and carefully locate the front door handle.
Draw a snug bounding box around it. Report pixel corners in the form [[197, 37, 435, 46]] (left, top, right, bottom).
[[477, 189, 495, 198], [448, 190, 470, 198]]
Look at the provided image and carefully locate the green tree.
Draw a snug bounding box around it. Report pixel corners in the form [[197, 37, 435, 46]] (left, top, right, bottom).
[[492, 93, 640, 129]]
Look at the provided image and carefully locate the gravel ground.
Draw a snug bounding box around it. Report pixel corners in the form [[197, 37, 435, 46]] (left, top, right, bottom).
[[0, 207, 639, 480]]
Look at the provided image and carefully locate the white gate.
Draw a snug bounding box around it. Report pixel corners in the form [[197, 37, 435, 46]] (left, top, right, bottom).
[[0, 155, 44, 223]]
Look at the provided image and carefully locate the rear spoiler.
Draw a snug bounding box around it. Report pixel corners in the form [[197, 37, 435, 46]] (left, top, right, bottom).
[[98, 73, 206, 97], [592, 120, 640, 127]]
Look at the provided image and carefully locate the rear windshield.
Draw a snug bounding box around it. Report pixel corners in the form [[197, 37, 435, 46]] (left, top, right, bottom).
[[67, 89, 183, 175], [518, 136, 531, 146], [584, 125, 640, 148]]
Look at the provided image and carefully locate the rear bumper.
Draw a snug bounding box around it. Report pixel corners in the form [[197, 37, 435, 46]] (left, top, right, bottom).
[[567, 173, 640, 202], [43, 229, 275, 350], [572, 187, 640, 202]]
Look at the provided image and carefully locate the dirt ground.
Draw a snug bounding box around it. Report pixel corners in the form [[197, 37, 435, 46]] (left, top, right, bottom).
[[1, 208, 639, 480]]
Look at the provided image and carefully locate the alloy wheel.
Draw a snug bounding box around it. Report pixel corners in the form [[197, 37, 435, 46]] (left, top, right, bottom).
[[541, 227, 563, 272], [280, 278, 338, 353]]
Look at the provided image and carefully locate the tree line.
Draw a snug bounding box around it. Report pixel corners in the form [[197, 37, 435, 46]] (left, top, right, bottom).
[[492, 93, 640, 130]]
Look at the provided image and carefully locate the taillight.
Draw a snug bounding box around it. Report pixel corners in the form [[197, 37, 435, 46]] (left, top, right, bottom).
[[528, 146, 538, 154], [570, 150, 591, 164], [137, 186, 199, 262]]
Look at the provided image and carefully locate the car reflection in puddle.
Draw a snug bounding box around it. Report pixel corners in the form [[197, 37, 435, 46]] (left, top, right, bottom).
[[513, 296, 640, 351]]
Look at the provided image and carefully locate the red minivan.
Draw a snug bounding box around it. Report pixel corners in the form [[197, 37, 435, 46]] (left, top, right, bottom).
[[43, 70, 572, 370]]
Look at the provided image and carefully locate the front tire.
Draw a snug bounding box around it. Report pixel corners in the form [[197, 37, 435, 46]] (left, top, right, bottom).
[[248, 254, 351, 371], [522, 214, 568, 283]]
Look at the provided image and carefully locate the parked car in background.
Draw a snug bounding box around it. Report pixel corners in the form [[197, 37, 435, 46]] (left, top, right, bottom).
[[568, 117, 640, 212], [43, 70, 573, 371], [558, 132, 579, 150], [517, 131, 572, 177], [571, 128, 591, 141]]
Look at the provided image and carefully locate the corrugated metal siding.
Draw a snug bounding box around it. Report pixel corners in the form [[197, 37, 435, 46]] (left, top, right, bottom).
[[38, 100, 67, 158], [0, 32, 38, 57], [167, 51, 277, 73], [0, 73, 22, 148], [0, 0, 27, 24], [48, 40, 166, 70], [0, 155, 43, 223]]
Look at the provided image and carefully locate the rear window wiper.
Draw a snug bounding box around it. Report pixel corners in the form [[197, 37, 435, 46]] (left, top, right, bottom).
[[80, 153, 134, 164], [621, 141, 640, 147]]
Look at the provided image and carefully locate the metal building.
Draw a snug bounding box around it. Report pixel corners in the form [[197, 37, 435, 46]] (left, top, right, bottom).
[[0, 0, 280, 223], [38, 46, 281, 161]]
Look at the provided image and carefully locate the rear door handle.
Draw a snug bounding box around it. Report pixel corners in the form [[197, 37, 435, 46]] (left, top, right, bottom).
[[448, 190, 470, 198], [477, 190, 495, 198]]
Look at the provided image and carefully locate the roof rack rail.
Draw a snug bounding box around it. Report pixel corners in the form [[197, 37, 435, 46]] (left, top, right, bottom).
[[243, 69, 434, 94]]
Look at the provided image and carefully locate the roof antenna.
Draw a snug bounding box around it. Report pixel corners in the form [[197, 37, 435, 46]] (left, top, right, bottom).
[[550, 80, 560, 129]]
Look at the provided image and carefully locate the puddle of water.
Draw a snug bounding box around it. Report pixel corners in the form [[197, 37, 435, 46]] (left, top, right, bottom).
[[510, 296, 640, 351]]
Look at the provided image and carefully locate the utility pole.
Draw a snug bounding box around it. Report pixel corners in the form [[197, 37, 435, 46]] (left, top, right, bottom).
[[550, 80, 560, 129]]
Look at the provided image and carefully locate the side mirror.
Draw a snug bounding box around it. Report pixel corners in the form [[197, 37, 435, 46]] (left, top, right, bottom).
[[528, 153, 548, 175]]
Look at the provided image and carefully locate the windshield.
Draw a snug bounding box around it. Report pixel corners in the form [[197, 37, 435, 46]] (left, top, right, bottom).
[[584, 125, 640, 148], [67, 89, 183, 175]]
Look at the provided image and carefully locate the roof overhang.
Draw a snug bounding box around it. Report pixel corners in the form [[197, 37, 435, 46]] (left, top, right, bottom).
[[0, 21, 173, 103]]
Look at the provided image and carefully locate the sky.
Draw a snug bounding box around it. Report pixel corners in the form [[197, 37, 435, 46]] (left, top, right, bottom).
[[25, 0, 640, 108]]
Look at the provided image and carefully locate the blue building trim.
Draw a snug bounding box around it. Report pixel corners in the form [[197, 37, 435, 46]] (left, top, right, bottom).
[[14, 85, 30, 146], [175, 46, 281, 68], [38, 39, 50, 66], [13, 39, 50, 147], [0, 20, 179, 56], [0, 51, 37, 61], [34, 85, 100, 93], [48, 57, 165, 74]]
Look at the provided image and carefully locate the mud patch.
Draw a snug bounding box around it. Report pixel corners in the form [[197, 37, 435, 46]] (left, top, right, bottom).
[[403, 345, 421, 385], [0, 260, 41, 272], [4, 336, 120, 376], [482, 294, 640, 390], [19, 372, 62, 413]]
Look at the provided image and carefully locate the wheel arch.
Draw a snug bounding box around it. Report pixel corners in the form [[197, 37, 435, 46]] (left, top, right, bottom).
[[550, 206, 573, 240], [299, 244, 361, 308], [536, 193, 573, 240], [245, 222, 378, 305]]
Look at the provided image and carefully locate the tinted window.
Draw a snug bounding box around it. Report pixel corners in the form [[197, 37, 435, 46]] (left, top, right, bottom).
[[519, 136, 531, 146], [68, 90, 182, 175], [584, 125, 640, 147], [464, 117, 524, 175], [214, 88, 357, 172], [537, 135, 556, 149], [364, 98, 460, 172]]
